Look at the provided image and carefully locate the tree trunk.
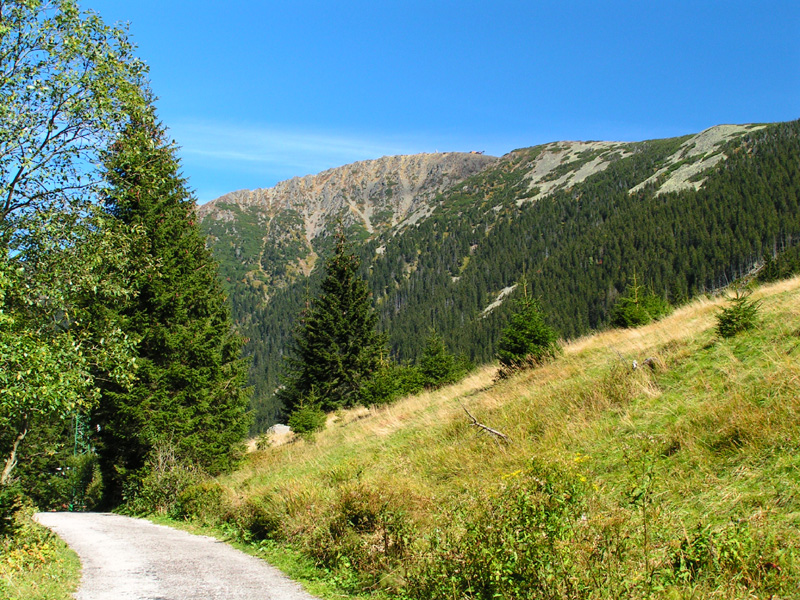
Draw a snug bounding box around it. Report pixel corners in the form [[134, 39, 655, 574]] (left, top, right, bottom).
[[1, 418, 28, 486]]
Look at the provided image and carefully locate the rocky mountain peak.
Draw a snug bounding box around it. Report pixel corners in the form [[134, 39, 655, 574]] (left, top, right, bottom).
[[197, 151, 497, 235], [198, 151, 497, 297]]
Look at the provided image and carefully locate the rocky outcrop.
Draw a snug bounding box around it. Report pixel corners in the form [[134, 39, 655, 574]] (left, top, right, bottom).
[[198, 151, 497, 296], [198, 152, 497, 237]]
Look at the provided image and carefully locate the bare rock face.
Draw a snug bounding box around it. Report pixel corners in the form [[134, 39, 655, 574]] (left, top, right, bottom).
[[198, 152, 497, 234], [198, 152, 497, 295]]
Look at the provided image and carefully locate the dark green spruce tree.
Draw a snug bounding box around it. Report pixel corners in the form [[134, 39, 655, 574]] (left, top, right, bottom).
[[418, 332, 470, 389], [279, 230, 384, 417], [496, 282, 560, 379], [94, 106, 251, 504]]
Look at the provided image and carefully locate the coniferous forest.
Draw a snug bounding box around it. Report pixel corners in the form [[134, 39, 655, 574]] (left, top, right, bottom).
[[205, 121, 800, 431]]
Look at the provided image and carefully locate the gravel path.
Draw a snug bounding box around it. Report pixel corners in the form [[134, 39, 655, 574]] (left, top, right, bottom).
[[34, 512, 320, 600]]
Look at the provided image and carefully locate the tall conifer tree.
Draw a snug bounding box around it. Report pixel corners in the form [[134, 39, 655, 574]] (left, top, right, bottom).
[[94, 105, 251, 503], [279, 231, 384, 415]]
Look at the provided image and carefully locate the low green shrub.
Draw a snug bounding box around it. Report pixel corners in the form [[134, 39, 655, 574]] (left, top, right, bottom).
[[226, 494, 285, 542], [0, 484, 22, 537], [122, 444, 206, 516], [665, 519, 793, 594], [59, 453, 103, 512], [18, 451, 103, 513], [174, 480, 228, 524], [407, 462, 585, 600], [670, 522, 757, 583], [301, 482, 410, 592]]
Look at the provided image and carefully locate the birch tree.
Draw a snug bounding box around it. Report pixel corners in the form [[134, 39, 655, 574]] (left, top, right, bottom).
[[0, 0, 147, 485]]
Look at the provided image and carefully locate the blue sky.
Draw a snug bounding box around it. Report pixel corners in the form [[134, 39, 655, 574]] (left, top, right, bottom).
[[85, 0, 799, 204]]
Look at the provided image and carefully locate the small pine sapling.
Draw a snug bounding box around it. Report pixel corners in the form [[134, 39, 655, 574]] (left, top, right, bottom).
[[610, 272, 671, 328], [419, 332, 459, 389], [496, 281, 559, 379], [287, 389, 327, 438], [715, 288, 761, 338]]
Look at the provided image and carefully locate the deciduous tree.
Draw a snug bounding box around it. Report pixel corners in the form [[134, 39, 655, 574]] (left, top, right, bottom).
[[0, 0, 146, 232], [0, 0, 146, 493], [0, 210, 141, 485]]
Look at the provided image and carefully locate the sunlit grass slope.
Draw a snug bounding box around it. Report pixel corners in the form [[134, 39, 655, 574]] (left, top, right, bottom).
[[215, 277, 800, 598]]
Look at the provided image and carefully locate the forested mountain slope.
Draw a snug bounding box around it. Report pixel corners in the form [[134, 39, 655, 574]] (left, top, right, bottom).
[[198, 151, 497, 301], [199, 120, 800, 430]]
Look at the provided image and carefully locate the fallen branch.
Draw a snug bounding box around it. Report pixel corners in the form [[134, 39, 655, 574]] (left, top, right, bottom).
[[459, 402, 511, 443]]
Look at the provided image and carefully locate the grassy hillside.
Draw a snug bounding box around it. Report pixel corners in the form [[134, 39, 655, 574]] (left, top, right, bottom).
[[173, 276, 800, 599]]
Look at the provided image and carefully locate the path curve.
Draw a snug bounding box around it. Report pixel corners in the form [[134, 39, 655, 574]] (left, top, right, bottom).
[[35, 512, 320, 600]]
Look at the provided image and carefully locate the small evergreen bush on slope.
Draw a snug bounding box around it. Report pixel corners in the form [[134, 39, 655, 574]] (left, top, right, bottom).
[[610, 274, 672, 328], [715, 289, 761, 338], [496, 290, 560, 378]]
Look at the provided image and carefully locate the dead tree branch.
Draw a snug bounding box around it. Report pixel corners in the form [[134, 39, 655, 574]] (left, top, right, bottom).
[[459, 402, 511, 443]]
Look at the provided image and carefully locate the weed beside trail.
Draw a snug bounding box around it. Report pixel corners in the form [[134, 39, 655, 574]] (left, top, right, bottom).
[[156, 277, 800, 599], [0, 503, 80, 600]]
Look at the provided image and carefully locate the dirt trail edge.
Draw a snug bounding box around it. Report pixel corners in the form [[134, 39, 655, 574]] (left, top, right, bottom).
[[35, 512, 321, 600]]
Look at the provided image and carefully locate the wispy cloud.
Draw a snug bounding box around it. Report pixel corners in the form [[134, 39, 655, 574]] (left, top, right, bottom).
[[164, 119, 505, 203], [171, 120, 422, 177]]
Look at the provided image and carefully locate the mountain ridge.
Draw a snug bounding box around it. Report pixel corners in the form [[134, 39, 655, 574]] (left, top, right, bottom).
[[200, 122, 765, 221], [197, 120, 800, 429], [198, 151, 498, 232], [198, 123, 764, 304], [199, 151, 497, 297]]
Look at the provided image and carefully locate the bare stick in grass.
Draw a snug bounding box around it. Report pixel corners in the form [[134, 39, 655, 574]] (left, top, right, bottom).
[[459, 402, 511, 443]]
